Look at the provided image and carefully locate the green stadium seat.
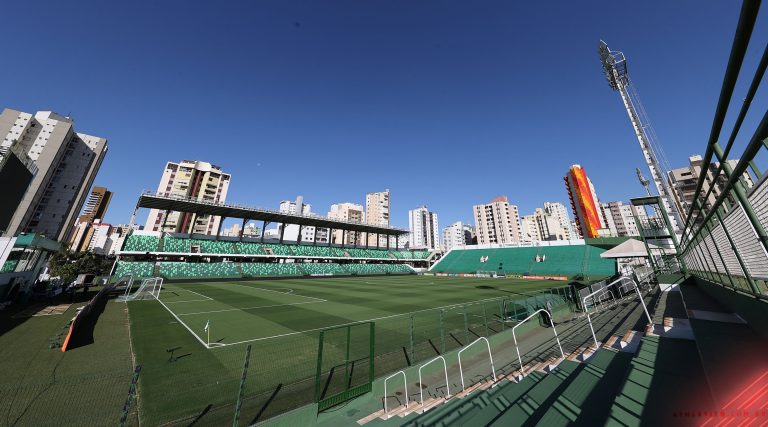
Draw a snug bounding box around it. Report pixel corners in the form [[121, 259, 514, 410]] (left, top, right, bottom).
[[114, 261, 154, 278], [241, 262, 302, 277], [162, 237, 191, 253], [158, 262, 239, 279], [122, 234, 160, 252], [1, 260, 18, 273], [236, 241, 265, 255], [299, 263, 349, 275], [261, 243, 294, 256], [345, 263, 385, 275], [189, 238, 234, 254]]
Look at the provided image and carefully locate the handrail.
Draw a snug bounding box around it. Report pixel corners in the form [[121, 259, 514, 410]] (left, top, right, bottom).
[[582, 283, 621, 348], [583, 276, 653, 348], [512, 309, 564, 378], [383, 370, 408, 418], [418, 356, 450, 406], [457, 337, 497, 391]]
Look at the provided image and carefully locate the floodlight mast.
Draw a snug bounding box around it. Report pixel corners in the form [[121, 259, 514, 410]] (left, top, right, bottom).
[[598, 40, 682, 233]]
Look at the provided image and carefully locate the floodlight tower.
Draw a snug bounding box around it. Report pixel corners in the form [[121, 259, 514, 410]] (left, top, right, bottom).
[[598, 40, 682, 232], [636, 168, 652, 196]]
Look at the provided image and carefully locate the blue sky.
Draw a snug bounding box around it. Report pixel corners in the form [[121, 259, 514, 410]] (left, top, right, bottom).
[[3, 1, 767, 230]]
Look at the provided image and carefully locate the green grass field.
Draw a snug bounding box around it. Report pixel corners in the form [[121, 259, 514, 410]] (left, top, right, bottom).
[[128, 275, 572, 425]]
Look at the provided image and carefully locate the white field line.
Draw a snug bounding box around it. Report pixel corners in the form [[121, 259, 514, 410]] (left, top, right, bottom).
[[177, 300, 323, 316], [210, 294, 519, 348], [162, 299, 212, 304], [204, 282, 326, 302], [159, 287, 214, 303], [155, 296, 210, 349]]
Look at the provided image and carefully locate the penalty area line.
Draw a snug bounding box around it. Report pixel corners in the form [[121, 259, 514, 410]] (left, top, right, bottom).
[[155, 297, 210, 349], [177, 300, 324, 316]]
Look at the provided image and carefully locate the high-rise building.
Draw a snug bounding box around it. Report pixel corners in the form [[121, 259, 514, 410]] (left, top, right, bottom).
[[328, 203, 365, 245], [408, 206, 439, 250], [543, 202, 576, 240], [600, 201, 644, 237], [473, 196, 522, 245], [520, 214, 540, 241], [0, 144, 37, 234], [564, 165, 607, 239], [521, 208, 568, 242], [145, 160, 231, 235], [0, 109, 108, 241], [78, 186, 112, 224], [67, 186, 113, 251], [442, 221, 474, 250], [366, 190, 390, 246], [667, 155, 754, 223]]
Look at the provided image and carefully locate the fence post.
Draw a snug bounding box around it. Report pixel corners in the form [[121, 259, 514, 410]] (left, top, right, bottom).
[[499, 300, 505, 330], [409, 315, 415, 364], [463, 305, 469, 344], [119, 365, 142, 427], [344, 326, 351, 389], [482, 303, 488, 336], [233, 344, 252, 427], [439, 309, 445, 354]]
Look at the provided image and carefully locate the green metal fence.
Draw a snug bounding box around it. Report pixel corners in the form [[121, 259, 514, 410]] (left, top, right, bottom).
[[676, 0, 768, 300]]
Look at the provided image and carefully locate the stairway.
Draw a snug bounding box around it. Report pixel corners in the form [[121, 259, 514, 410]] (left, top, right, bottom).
[[348, 274, 750, 427]]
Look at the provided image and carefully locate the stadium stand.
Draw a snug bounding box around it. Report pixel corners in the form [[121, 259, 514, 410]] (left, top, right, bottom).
[[381, 263, 413, 274], [299, 262, 349, 275], [260, 243, 294, 256], [114, 261, 154, 278], [430, 244, 615, 278], [235, 241, 264, 255], [291, 245, 343, 258], [346, 263, 385, 275], [1, 260, 18, 273], [189, 238, 234, 254], [158, 261, 239, 279], [241, 262, 302, 277], [162, 236, 191, 253], [122, 234, 160, 252]]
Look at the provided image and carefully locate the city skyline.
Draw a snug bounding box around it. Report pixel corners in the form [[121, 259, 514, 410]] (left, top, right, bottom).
[[3, 2, 761, 233]]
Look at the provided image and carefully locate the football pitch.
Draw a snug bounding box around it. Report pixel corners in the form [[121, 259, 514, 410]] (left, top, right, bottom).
[[154, 275, 563, 348], [127, 275, 572, 424]]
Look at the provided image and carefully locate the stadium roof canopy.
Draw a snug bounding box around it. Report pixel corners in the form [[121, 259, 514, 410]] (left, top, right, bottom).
[[134, 192, 409, 236]]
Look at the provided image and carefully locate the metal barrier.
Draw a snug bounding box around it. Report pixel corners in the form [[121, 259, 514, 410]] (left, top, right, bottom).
[[512, 309, 564, 378], [418, 356, 450, 406], [383, 370, 407, 418], [582, 285, 619, 348], [457, 337, 496, 391]]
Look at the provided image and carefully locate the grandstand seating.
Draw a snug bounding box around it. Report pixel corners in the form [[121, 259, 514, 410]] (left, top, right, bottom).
[[291, 245, 343, 258], [189, 238, 234, 254], [299, 262, 349, 275], [241, 262, 301, 277], [158, 262, 239, 279], [346, 263, 385, 275], [162, 237, 191, 253], [122, 235, 160, 252], [430, 245, 615, 278], [235, 241, 264, 254], [114, 261, 154, 279], [1, 260, 18, 273], [381, 263, 413, 274], [260, 243, 294, 256]]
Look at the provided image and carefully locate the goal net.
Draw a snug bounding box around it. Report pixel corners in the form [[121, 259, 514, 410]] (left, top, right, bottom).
[[117, 278, 163, 302]]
